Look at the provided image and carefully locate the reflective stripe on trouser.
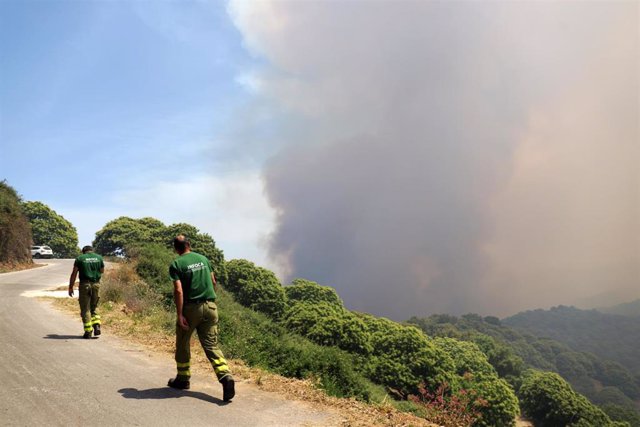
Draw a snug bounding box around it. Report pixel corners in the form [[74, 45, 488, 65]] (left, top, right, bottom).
[[175, 301, 232, 381], [79, 282, 100, 332]]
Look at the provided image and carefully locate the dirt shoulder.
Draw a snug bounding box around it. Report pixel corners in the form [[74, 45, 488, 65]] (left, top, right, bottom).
[[48, 297, 436, 427], [0, 261, 45, 274]]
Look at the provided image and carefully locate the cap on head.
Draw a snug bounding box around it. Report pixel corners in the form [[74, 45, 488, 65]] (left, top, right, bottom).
[[173, 235, 191, 253], [82, 245, 93, 254]]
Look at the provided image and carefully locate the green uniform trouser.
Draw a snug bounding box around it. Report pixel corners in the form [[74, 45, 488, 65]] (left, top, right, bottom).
[[175, 300, 231, 382], [79, 281, 101, 333]]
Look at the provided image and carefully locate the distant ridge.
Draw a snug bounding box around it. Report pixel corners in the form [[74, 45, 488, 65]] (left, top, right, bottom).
[[503, 305, 640, 373], [597, 299, 640, 317]]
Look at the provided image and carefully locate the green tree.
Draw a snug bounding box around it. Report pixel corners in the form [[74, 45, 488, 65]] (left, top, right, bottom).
[[22, 201, 79, 257], [285, 278, 343, 308], [235, 277, 287, 320], [0, 180, 32, 263], [130, 243, 176, 295], [225, 259, 278, 294], [519, 371, 617, 426], [599, 403, 640, 427], [363, 317, 456, 396], [93, 216, 162, 256], [283, 302, 372, 354], [434, 337, 519, 427], [93, 217, 226, 283]]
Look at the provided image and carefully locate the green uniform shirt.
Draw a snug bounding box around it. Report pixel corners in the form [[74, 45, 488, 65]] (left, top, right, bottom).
[[74, 252, 105, 283], [169, 252, 216, 302]]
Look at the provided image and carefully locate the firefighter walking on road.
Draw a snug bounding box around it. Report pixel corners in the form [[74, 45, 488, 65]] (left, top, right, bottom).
[[68, 245, 105, 339], [167, 235, 235, 402]]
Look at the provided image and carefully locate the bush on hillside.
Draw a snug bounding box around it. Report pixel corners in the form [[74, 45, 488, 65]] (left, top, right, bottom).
[[0, 180, 32, 264], [225, 259, 278, 293], [364, 318, 456, 396], [93, 217, 227, 284], [519, 370, 618, 426], [100, 262, 162, 315], [600, 403, 640, 427], [216, 290, 374, 400], [409, 382, 487, 427], [235, 277, 287, 320], [434, 338, 519, 426], [130, 244, 176, 296], [285, 278, 343, 307], [283, 301, 372, 354]]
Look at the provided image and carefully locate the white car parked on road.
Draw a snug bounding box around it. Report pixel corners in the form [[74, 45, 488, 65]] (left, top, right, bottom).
[[31, 246, 54, 259]]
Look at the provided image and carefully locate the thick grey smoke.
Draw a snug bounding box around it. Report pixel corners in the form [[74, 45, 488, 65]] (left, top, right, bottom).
[[230, 1, 639, 318]]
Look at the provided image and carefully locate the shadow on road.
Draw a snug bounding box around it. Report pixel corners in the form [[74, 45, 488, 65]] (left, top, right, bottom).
[[118, 387, 226, 406], [43, 334, 98, 340]]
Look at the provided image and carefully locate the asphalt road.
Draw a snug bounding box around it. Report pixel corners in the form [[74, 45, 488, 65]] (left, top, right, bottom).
[[0, 260, 336, 426]]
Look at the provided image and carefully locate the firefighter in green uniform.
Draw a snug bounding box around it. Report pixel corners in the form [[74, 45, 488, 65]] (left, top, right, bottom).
[[167, 235, 235, 402], [68, 245, 105, 339]]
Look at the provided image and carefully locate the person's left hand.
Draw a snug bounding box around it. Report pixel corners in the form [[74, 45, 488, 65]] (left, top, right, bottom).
[[68, 285, 74, 297]]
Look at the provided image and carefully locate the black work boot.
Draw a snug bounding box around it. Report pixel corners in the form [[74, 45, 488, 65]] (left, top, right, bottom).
[[168, 377, 190, 390], [220, 376, 235, 402], [93, 324, 101, 336], [83, 330, 92, 339]]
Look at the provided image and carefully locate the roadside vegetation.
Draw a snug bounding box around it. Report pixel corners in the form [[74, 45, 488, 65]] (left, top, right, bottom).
[[22, 201, 79, 258], [0, 180, 33, 272], [43, 212, 637, 426]]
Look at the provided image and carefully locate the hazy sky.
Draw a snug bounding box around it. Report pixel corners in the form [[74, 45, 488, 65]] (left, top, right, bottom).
[[1, 1, 638, 318]]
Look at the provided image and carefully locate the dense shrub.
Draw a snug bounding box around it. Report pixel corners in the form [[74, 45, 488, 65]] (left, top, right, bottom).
[[235, 277, 287, 319], [93, 217, 227, 284], [285, 278, 343, 308], [364, 318, 456, 396], [519, 370, 618, 426], [0, 180, 32, 263], [284, 301, 372, 354], [408, 311, 639, 416], [216, 290, 374, 400], [434, 337, 519, 426], [434, 337, 496, 377], [130, 244, 175, 295], [600, 403, 640, 427], [100, 262, 161, 315], [225, 259, 278, 293], [409, 382, 487, 427]]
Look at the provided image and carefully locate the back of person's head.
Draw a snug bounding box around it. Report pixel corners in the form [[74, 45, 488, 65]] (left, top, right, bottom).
[[82, 245, 93, 254], [173, 235, 191, 254]]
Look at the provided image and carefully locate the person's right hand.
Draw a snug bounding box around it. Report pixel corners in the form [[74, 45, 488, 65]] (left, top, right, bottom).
[[178, 314, 189, 331], [68, 286, 74, 297]]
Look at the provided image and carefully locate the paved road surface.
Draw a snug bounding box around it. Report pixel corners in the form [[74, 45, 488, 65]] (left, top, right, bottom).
[[0, 260, 336, 426]]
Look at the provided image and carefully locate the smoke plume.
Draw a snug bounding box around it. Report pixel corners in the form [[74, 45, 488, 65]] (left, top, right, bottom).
[[230, 1, 639, 318]]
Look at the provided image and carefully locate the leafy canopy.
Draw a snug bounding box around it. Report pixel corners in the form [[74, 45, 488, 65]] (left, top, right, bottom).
[[93, 216, 226, 284], [519, 370, 619, 427], [22, 201, 79, 257], [0, 180, 32, 263]]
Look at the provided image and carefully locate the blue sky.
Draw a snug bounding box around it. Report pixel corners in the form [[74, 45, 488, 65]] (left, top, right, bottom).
[[0, 1, 276, 265]]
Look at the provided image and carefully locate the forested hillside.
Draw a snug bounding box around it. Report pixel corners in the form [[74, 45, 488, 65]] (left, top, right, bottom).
[[598, 300, 640, 318], [0, 180, 32, 265], [503, 306, 640, 374], [408, 313, 640, 426]]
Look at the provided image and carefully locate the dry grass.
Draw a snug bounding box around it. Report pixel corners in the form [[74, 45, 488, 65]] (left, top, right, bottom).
[[0, 261, 44, 273], [49, 295, 436, 427]]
